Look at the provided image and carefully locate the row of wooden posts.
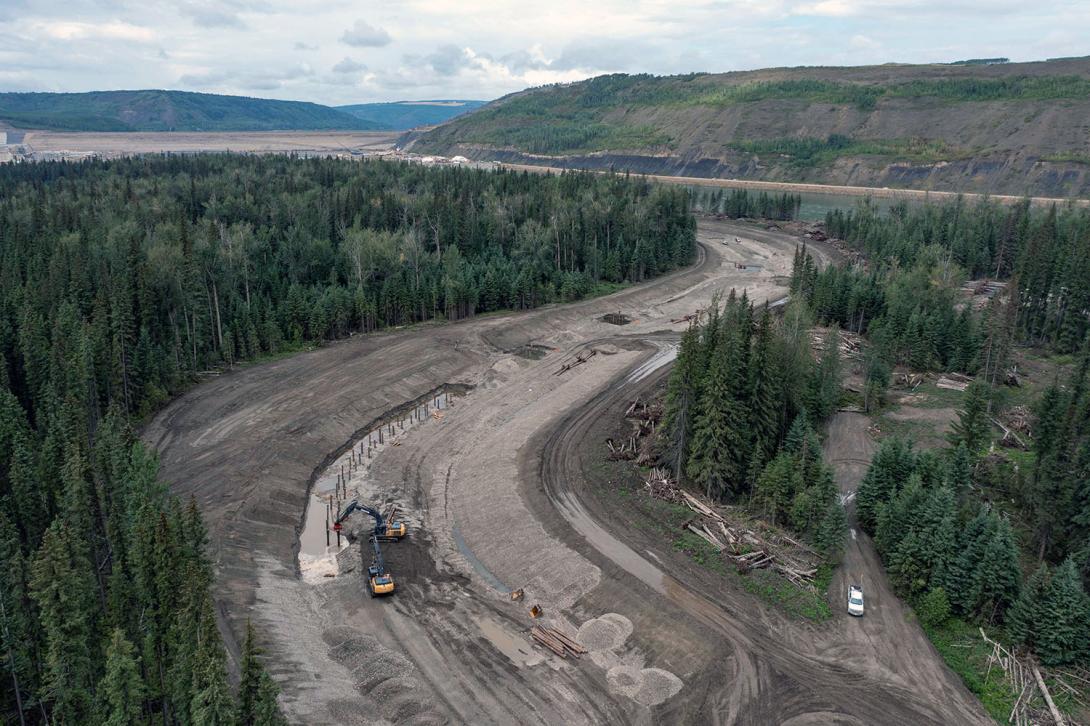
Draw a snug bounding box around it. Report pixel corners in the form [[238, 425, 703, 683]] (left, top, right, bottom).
[[321, 394, 446, 549]]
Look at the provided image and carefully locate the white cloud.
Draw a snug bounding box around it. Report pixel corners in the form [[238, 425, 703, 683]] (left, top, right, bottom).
[[850, 34, 880, 50], [340, 19, 391, 48], [32, 20, 157, 43], [332, 57, 366, 73]]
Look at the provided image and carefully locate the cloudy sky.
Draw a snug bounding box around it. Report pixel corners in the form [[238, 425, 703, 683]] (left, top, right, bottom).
[[1, 0, 1087, 105]]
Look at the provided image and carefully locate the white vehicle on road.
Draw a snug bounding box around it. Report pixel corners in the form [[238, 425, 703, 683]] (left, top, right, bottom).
[[848, 585, 865, 617]]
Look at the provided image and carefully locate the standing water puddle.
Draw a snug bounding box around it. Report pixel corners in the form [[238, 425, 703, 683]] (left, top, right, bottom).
[[298, 391, 457, 581]]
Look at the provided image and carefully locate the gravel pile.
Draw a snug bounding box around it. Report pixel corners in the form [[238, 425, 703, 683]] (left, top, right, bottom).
[[577, 613, 633, 652]]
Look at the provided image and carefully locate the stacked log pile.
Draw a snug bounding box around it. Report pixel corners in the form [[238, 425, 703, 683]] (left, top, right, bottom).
[[810, 328, 863, 361], [530, 626, 587, 659]]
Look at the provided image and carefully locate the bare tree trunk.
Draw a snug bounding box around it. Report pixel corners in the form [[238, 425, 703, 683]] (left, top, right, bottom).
[[211, 280, 224, 353]]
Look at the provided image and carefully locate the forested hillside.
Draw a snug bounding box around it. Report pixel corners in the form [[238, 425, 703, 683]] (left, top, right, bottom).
[[0, 90, 380, 132], [413, 57, 1090, 198], [0, 156, 693, 724]]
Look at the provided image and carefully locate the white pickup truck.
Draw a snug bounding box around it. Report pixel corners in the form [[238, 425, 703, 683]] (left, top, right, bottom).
[[848, 585, 865, 617]]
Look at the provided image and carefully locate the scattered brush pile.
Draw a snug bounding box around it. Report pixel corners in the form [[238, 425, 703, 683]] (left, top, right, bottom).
[[936, 371, 973, 392], [979, 629, 1075, 726], [643, 468, 822, 591], [606, 397, 662, 465], [810, 328, 863, 361]]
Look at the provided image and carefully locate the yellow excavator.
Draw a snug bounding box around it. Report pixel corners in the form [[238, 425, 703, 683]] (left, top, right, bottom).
[[332, 500, 407, 597], [333, 500, 407, 540], [364, 536, 395, 597]]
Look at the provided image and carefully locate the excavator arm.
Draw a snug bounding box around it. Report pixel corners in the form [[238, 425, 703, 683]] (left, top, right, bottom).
[[332, 499, 406, 539]]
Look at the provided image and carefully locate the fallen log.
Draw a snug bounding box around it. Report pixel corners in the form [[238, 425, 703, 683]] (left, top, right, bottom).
[[530, 628, 567, 658], [1033, 663, 1065, 726], [543, 627, 587, 655], [687, 523, 726, 551]]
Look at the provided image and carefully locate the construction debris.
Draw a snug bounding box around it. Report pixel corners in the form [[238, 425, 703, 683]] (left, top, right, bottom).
[[555, 349, 597, 376], [530, 626, 587, 659]]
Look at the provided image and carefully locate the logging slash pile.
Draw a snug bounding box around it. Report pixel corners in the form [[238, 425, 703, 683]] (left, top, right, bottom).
[[979, 628, 1075, 726], [606, 397, 662, 465], [643, 467, 821, 591]]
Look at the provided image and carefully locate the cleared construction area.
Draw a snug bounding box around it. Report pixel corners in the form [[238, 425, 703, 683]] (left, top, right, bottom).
[[144, 218, 989, 724]]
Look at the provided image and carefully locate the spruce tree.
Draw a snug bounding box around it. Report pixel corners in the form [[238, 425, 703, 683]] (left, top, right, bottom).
[[748, 307, 783, 468], [189, 594, 233, 726], [29, 520, 98, 724], [971, 516, 1022, 622], [946, 442, 973, 499], [1007, 563, 1048, 648], [752, 453, 795, 525], [815, 501, 848, 562], [0, 512, 35, 724], [943, 506, 996, 614], [949, 380, 991, 455], [99, 628, 144, 726], [1037, 559, 1090, 666], [662, 325, 701, 482], [237, 620, 286, 726], [856, 438, 915, 533]]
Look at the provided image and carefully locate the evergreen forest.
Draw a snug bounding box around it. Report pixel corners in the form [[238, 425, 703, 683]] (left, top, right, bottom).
[[819, 197, 1090, 668], [0, 155, 695, 724]]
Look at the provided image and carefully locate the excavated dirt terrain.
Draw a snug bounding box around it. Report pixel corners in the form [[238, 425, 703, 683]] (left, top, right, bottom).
[[144, 218, 988, 724]]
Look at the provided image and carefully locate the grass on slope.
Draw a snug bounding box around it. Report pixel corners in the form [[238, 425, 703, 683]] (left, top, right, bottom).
[[421, 71, 1090, 156]]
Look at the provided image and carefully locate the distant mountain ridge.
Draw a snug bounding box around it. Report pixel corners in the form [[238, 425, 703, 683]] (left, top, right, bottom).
[[0, 90, 382, 132], [337, 100, 486, 130], [411, 57, 1090, 199]]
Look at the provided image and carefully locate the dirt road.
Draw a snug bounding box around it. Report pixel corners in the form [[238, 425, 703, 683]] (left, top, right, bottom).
[[145, 219, 985, 724], [500, 162, 1090, 208]]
